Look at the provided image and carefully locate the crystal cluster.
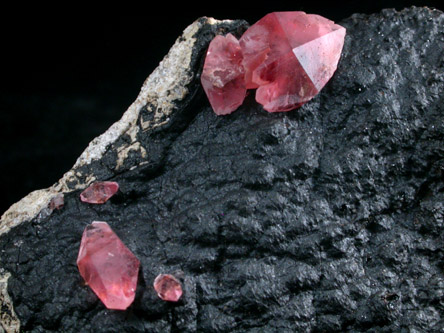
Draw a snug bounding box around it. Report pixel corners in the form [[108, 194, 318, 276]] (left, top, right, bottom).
[[201, 11, 346, 113]]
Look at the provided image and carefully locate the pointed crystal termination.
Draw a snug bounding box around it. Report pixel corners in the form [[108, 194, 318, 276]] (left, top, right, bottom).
[[77, 221, 140, 310], [80, 181, 119, 204], [239, 11, 346, 112], [201, 33, 247, 115], [153, 274, 183, 302]]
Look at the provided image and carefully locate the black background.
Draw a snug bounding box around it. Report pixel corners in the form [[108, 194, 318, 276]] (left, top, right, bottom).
[[1, 2, 442, 215]]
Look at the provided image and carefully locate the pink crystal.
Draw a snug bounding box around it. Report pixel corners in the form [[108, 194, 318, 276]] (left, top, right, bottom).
[[77, 221, 140, 310], [153, 274, 183, 302], [201, 33, 247, 115], [48, 193, 64, 210], [80, 181, 119, 204], [239, 11, 346, 112]]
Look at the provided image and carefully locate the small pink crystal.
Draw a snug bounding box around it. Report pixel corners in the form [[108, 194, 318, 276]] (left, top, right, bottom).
[[77, 221, 140, 310], [153, 274, 183, 302], [201, 33, 247, 115], [80, 181, 119, 204], [48, 193, 64, 210], [239, 11, 346, 112]]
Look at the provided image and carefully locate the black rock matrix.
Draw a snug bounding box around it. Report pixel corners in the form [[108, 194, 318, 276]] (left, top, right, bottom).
[[1, 7, 443, 332]]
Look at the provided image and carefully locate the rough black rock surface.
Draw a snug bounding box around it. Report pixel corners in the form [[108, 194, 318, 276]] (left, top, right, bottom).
[[1, 7, 444, 332]]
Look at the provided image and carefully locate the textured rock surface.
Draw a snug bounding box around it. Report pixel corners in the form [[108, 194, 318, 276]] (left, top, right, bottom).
[[1, 7, 444, 332]]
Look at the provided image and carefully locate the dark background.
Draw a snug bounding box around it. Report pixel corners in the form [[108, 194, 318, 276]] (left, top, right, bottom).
[[1, 2, 442, 215]]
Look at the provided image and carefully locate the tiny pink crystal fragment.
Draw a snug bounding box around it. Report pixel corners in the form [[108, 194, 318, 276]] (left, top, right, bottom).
[[201, 33, 247, 115], [80, 181, 119, 204], [77, 221, 140, 310], [239, 11, 346, 112], [153, 274, 183, 302], [48, 193, 64, 210]]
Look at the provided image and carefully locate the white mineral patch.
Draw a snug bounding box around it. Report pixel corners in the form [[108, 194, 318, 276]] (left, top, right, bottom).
[[0, 272, 19, 333], [0, 189, 54, 236], [116, 142, 148, 170]]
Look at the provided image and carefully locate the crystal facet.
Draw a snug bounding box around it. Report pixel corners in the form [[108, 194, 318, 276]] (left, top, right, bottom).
[[80, 181, 119, 204], [77, 221, 140, 310], [201, 33, 247, 115], [239, 11, 346, 112], [153, 274, 183, 302]]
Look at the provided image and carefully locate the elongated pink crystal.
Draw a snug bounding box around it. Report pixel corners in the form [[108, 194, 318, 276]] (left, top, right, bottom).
[[239, 11, 346, 112], [153, 274, 183, 302], [80, 181, 119, 204], [77, 221, 140, 310], [201, 33, 247, 115]]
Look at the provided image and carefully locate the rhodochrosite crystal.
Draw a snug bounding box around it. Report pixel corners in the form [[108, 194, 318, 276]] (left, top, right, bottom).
[[240, 12, 346, 112], [201, 33, 247, 115], [80, 181, 119, 204], [77, 221, 140, 310], [48, 193, 64, 210], [153, 274, 183, 302], [201, 12, 346, 113]]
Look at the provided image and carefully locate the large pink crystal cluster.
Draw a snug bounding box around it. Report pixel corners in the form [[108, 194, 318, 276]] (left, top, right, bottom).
[[201, 11, 346, 114]]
